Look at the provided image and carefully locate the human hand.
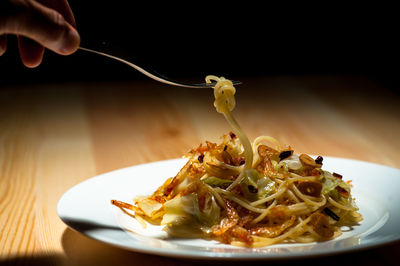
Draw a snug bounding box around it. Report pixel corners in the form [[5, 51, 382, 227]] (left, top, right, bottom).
[[0, 0, 80, 68]]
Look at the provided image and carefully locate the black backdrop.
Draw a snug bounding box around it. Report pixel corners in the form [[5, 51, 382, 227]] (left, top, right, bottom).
[[0, 2, 398, 90]]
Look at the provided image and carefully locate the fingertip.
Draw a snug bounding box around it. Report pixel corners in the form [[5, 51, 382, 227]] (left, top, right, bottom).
[[23, 55, 43, 68], [58, 25, 80, 55], [18, 36, 45, 68]]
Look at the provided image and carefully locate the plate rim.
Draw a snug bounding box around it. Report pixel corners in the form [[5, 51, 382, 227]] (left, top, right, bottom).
[[57, 156, 400, 260]]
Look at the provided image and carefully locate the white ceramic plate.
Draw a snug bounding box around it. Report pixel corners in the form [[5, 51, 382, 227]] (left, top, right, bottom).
[[57, 157, 400, 260]]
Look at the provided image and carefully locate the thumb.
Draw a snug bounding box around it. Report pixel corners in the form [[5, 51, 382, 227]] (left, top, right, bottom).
[[0, 0, 80, 55]]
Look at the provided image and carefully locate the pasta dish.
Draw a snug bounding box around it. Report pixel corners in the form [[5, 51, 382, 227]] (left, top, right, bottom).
[[111, 76, 362, 247]]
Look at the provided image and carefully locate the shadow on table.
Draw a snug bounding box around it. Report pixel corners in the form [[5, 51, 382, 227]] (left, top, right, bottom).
[[0, 223, 397, 266], [0, 254, 66, 266], [59, 223, 397, 266]]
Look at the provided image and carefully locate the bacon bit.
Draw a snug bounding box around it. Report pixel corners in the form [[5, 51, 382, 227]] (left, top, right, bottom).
[[111, 200, 136, 211], [211, 200, 239, 236], [212, 205, 255, 245], [196, 184, 210, 211], [230, 226, 253, 245], [296, 181, 322, 197], [231, 184, 243, 195], [226, 200, 239, 221], [163, 161, 191, 197], [333, 172, 343, 179], [258, 145, 278, 158], [187, 164, 204, 178], [257, 151, 275, 176], [264, 157, 275, 176], [151, 195, 167, 204], [335, 186, 349, 198], [229, 132, 237, 139], [279, 150, 293, 160], [256, 145, 278, 176], [268, 206, 290, 225], [164, 180, 178, 196], [221, 150, 233, 165], [238, 215, 255, 228], [198, 154, 204, 163], [309, 213, 334, 238], [314, 156, 324, 165], [191, 141, 217, 154], [299, 154, 322, 168], [250, 216, 296, 238], [256, 164, 264, 173], [152, 177, 173, 198], [231, 156, 245, 166], [206, 141, 217, 150], [311, 168, 322, 177], [219, 232, 232, 244], [198, 194, 206, 211], [192, 144, 208, 154], [237, 205, 253, 216]]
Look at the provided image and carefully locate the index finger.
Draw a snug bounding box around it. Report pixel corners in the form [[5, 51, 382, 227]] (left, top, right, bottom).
[[3, 1, 80, 55], [37, 0, 77, 27]]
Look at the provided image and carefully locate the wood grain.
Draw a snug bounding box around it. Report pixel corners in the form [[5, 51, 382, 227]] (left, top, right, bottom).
[[0, 76, 399, 265]]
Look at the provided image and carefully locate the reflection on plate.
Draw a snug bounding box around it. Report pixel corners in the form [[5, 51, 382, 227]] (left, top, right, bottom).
[[57, 157, 400, 260]]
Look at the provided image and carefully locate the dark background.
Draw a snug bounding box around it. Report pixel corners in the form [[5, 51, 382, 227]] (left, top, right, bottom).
[[0, 2, 398, 90]]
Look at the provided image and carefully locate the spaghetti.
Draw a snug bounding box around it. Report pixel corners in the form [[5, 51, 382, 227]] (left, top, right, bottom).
[[111, 76, 362, 247]]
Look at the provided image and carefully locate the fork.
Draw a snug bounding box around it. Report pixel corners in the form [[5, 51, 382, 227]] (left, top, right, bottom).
[[79, 47, 242, 89]]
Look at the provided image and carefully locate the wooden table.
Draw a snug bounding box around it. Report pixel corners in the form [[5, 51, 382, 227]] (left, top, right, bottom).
[[1, 76, 399, 265]]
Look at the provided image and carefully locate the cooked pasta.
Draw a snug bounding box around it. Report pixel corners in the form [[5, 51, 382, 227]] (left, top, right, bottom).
[[111, 76, 362, 247]]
